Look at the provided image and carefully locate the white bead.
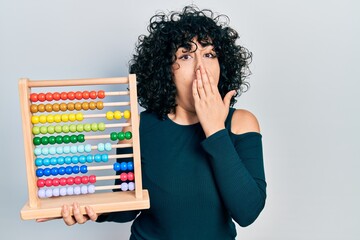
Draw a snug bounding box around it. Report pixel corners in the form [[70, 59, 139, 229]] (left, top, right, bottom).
[[121, 182, 129, 191], [67, 186, 74, 195], [38, 189, 46, 198], [128, 182, 135, 191], [74, 186, 81, 195], [60, 187, 67, 196], [45, 189, 53, 198], [52, 188, 60, 197], [81, 185, 88, 194], [88, 185, 95, 194]]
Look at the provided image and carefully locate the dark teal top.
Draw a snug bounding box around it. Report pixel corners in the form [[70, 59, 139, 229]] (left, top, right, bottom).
[[97, 108, 267, 240]]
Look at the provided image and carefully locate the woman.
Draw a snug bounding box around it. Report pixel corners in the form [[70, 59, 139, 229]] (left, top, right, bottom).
[[49, 5, 267, 239]]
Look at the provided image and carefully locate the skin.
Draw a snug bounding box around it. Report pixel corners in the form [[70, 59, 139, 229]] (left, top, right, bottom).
[[37, 38, 261, 226]]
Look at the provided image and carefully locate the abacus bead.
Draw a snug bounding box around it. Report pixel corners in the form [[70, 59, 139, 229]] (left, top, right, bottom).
[[41, 137, 49, 145], [56, 146, 63, 154], [76, 124, 84, 132], [58, 167, 66, 175], [89, 91, 97, 99], [101, 154, 108, 162], [35, 158, 43, 166], [54, 125, 62, 133], [123, 110, 131, 119], [89, 175, 96, 183], [38, 189, 46, 198], [98, 90, 105, 99], [52, 103, 60, 112], [36, 168, 44, 177], [45, 92, 53, 101], [64, 156, 71, 164], [30, 93, 38, 102], [63, 135, 70, 144], [61, 114, 69, 122], [74, 176, 82, 184], [88, 185, 95, 194], [45, 179, 53, 187], [45, 189, 53, 198], [89, 101, 96, 110], [49, 147, 56, 155], [84, 124, 91, 132], [69, 124, 77, 132], [86, 155, 93, 163], [120, 173, 128, 181], [52, 178, 60, 186], [96, 101, 104, 110], [105, 143, 112, 151], [33, 137, 41, 146], [70, 135, 78, 143], [67, 177, 74, 185], [81, 176, 89, 184], [77, 144, 85, 153], [68, 114, 76, 122], [127, 172, 134, 181], [106, 111, 114, 120], [85, 144, 92, 153], [30, 104, 38, 113], [48, 136, 56, 145], [50, 157, 57, 165], [57, 156, 65, 165], [54, 114, 62, 123], [70, 145, 78, 154], [75, 102, 82, 111], [62, 125, 70, 133], [39, 115, 47, 124], [80, 165, 88, 173], [61, 92, 68, 100], [113, 162, 120, 171], [45, 104, 53, 112], [47, 126, 55, 134], [91, 123, 98, 131], [32, 126, 40, 135], [97, 143, 105, 151], [114, 111, 122, 119], [127, 162, 134, 171], [60, 187, 67, 196], [79, 155, 86, 163], [81, 185, 88, 194], [63, 146, 71, 154], [94, 154, 101, 162], [55, 136, 62, 144], [59, 177, 67, 186], [67, 102, 75, 111], [34, 148, 42, 156], [32, 115, 39, 124], [75, 113, 84, 121], [72, 166, 80, 174], [40, 126, 48, 134], [51, 167, 58, 176], [46, 115, 54, 123], [118, 132, 125, 140], [53, 92, 61, 101], [75, 91, 83, 100], [65, 166, 73, 175], [71, 156, 79, 164], [43, 168, 51, 176], [38, 93, 46, 102], [77, 134, 85, 143], [128, 182, 135, 191], [120, 162, 127, 171], [37, 179, 45, 187], [38, 104, 45, 112], [67, 91, 75, 100], [98, 122, 105, 131], [82, 102, 89, 110], [42, 158, 50, 166], [41, 147, 49, 155], [121, 182, 129, 191], [110, 132, 117, 141], [82, 91, 90, 99], [52, 188, 60, 197], [125, 131, 132, 140], [74, 186, 81, 195], [60, 103, 67, 111], [67, 186, 74, 195]]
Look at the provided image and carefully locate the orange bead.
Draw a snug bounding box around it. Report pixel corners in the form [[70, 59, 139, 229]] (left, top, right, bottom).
[[52, 103, 60, 112], [75, 91, 83, 100], [82, 91, 90, 99], [30, 104, 38, 113], [38, 104, 45, 112], [45, 104, 53, 112], [74, 102, 82, 111], [82, 102, 89, 110], [67, 91, 75, 100], [60, 103, 67, 111], [96, 101, 104, 110], [98, 90, 105, 99], [67, 102, 75, 111], [89, 101, 96, 110], [89, 91, 97, 99]]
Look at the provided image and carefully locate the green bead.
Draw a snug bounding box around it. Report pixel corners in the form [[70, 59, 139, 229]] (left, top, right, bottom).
[[62, 125, 70, 133], [91, 123, 98, 131], [118, 132, 125, 140], [33, 137, 41, 146], [63, 135, 71, 144], [40, 126, 48, 134], [70, 135, 78, 143], [41, 137, 49, 145], [76, 124, 84, 132], [55, 135, 63, 144], [69, 124, 77, 133], [77, 134, 85, 143], [55, 125, 62, 133], [84, 124, 91, 132], [32, 127, 40, 135], [47, 126, 55, 134], [48, 136, 56, 145], [125, 131, 132, 140], [110, 132, 118, 141], [98, 122, 105, 131]]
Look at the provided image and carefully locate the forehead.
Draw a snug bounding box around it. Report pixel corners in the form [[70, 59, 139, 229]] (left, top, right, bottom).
[[176, 38, 214, 52]]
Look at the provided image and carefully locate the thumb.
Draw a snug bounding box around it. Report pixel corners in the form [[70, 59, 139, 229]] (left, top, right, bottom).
[[223, 90, 236, 108]]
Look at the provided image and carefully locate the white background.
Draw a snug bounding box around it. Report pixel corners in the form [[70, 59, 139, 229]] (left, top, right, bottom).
[[0, 0, 359, 239]]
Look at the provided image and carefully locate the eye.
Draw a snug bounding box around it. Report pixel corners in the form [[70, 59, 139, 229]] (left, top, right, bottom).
[[179, 54, 193, 60], [204, 52, 217, 58]]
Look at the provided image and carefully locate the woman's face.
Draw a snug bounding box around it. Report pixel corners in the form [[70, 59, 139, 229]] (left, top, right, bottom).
[[172, 39, 220, 112]]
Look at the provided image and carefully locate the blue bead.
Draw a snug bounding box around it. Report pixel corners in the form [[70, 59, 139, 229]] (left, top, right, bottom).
[[56, 146, 63, 154], [57, 156, 65, 165], [72, 166, 80, 174], [71, 156, 79, 164], [101, 154, 108, 162], [35, 158, 43, 167], [36, 168, 44, 177], [63, 146, 70, 154], [97, 143, 105, 152], [51, 167, 58, 176], [80, 165, 87, 173], [94, 154, 101, 162], [85, 144, 92, 153], [70, 146, 77, 154], [79, 155, 86, 164], [77, 145, 85, 153], [43, 168, 51, 176], [42, 158, 50, 166], [65, 166, 73, 175], [34, 148, 42, 156], [127, 162, 134, 171], [120, 162, 127, 171], [113, 162, 120, 171], [64, 156, 72, 164], [86, 155, 93, 163], [58, 167, 66, 175], [50, 157, 57, 166], [104, 143, 112, 151], [49, 147, 56, 155], [41, 147, 49, 156]]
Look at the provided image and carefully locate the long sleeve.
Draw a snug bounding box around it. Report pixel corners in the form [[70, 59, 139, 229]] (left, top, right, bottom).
[[201, 129, 266, 227]]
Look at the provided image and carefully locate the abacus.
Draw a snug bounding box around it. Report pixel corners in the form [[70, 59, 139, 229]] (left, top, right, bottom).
[[18, 75, 149, 220]]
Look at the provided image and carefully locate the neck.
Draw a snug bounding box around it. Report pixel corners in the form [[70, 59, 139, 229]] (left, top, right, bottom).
[[168, 106, 199, 125]]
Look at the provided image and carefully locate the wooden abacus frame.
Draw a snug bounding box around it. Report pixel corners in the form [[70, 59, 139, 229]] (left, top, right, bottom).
[[18, 75, 149, 220]]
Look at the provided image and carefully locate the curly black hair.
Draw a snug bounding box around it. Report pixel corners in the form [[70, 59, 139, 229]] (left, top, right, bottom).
[[129, 5, 252, 118]]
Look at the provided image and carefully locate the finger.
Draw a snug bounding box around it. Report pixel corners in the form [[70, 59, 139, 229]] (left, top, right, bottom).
[[199, 66, 212, 95], [223, 90, 236, 108], [85, 206, 98, 221], [62, 204, 76, 226], [196, 69, 206, 98], [73, 202, 89, 224], [36, 217, 62, 222], [192, 79, 200, 101]]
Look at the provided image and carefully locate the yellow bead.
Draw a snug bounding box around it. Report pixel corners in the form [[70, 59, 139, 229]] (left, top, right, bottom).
[[68, 113, 76, 122], [75, 113, 84, 121], [54, 114, 62, 123], [114, 111, 122, 120], [61, 114, 69, 122], [106, 111, 114, 120], [123, 110, 131, 119], [46, 115, 54, 123], [31, 116, 40, 124], [39, 115, 47, 124]]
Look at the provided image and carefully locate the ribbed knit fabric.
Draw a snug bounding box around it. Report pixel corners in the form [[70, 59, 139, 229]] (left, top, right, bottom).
[[96, 108, 267, 240]]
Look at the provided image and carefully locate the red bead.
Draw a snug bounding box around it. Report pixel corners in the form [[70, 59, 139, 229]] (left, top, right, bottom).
[[30, 93, 38, 102], [53, 92, 61, 101], [127, 172, 134, 181], [38, 93, 46, 102], [97, 90, 105, 99], [120, 173, 128, 181], [45, 179, 53, 187], [60, 92, 68, 100], [67, 177, 74, 185], [74, 176, 82, 184], [75, 91, 83, 100], [89, 175, 96, 183], [67, 91, 75, 100], [52, 178, 60, 186], [59, 177, 67, 186], [81, 176, 89, 184], [82, 91, 90, 99], [45, 92, 53, 101], [37, 179, 45, 187], [89, 91, 97, 99]]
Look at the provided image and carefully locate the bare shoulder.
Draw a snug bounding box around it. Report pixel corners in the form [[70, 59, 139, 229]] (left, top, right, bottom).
[[231, 109, 261, 134]]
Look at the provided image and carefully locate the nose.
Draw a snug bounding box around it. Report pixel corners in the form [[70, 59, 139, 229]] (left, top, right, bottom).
[[194, 52, 203, 73]]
